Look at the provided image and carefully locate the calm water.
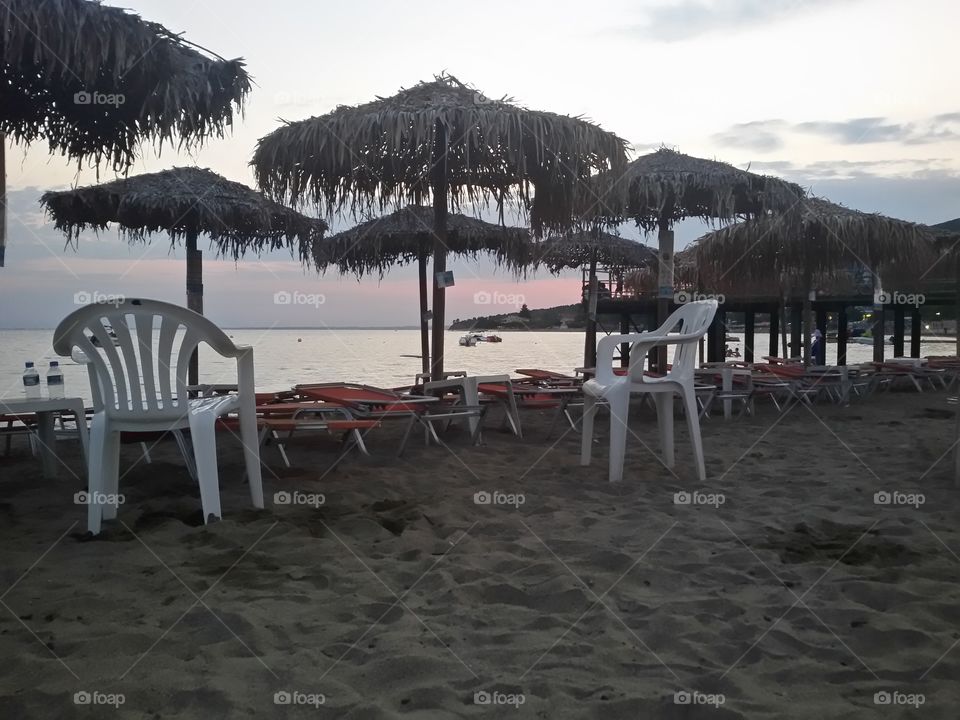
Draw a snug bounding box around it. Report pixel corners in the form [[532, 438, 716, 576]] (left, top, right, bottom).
[[0, 328, 953, 404]]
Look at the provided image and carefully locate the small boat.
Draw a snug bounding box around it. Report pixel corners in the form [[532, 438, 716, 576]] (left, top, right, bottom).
[[459, 332, 502, 346]]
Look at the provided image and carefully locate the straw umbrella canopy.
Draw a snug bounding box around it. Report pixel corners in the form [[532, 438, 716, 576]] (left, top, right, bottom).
[[0, 0, 251, 266], [252, 72, 628, 380], [588, 147, 805, 367], [529, 230, 657, 367], [313, 206, 530, 374], [41, 167, 327, 382], [530, 230, 656, 273], [690, 197, 940, 364]]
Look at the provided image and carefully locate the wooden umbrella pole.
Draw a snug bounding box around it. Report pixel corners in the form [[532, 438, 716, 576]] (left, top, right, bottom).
[[584, 250, 598, 370], [430, 121, 449, 382], [418, 246, 430, 376], [0, 132, 6, 268], [186, 228, 203, 386], [656, 215, 674, 372], [779, 291, 789, 358]]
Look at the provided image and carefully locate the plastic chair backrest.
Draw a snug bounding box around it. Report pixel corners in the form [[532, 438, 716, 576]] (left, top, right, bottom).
[[52, 298, 238, 421], [628, 300, 717, 383]]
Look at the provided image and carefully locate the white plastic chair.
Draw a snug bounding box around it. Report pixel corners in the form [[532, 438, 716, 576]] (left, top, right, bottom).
[[53, 298, 264, 533], [581, 300, 718, 483]]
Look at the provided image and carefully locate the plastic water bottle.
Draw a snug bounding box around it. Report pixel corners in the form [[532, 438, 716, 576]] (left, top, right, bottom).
[[47, 361, 65, 399], [23, 362, 41, 399]]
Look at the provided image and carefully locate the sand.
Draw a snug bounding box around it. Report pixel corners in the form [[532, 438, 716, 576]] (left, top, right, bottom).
[[2, 390, 960, 718]]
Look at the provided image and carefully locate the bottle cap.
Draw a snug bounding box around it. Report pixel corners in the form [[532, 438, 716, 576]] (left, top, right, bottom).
[[25, 362, 34, 368], [49, 361, 59, 367]]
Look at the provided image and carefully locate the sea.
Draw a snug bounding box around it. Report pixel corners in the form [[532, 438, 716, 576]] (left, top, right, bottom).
[[0, 328, 954, 404]]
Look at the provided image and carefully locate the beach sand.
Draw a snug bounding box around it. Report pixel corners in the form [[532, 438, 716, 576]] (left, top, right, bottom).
[[2, 390, 960, 718]]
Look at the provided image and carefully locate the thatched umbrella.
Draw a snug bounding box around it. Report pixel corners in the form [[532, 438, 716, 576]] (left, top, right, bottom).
[[690, 197, 940, 364], [252, 73, 627, 380], [313, 206, 530, 374], [0, 0, 251, 266], [527, 230, 656, 366], [588, 147, 805, 368], [41, 167, 327, 382]]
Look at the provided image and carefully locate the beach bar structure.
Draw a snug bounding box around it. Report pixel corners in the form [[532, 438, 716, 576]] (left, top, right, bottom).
[[593, 283, 960, 368]]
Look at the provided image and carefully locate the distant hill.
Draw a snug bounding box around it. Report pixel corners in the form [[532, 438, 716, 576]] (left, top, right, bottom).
[[450, 303, 586, 330]]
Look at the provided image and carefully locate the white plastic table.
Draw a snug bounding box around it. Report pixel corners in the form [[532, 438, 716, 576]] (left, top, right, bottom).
[[0, 396, 89, 479]]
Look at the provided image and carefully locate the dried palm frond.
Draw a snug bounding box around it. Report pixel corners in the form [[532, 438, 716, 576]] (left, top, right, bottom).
[[587, 146, 804, 230], [40, 167, 326, 260], [313, 206, 530, 278], [1, 0, 250, 169], [689, 197, 940, 292], [529, 230, 656, 273], [252, 73, 628, 235]]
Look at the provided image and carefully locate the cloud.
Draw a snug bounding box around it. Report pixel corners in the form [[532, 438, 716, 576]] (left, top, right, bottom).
[[625, 0, 854, 42], [711, 120, 787, 152], [795, 116, 960, 145], [711, 113, 960, 152], [749, 157, 957, 181]]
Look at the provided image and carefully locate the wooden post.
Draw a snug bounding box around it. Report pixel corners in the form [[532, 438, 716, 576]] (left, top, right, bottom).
[[418, 249, 430, 376], [768, 305, 780, 358], [910, 307, 921, 358], [619, 313, 630, 368], [744, 310, 755, 362], [185, 228, 203, 386], [873, 304, 886, 363], [584, 254, 598, 370], [708, 310, 725, 362], [790, 301, 802, 360], [837, 306, 848, 366], [802, 272, 813, 367], [429, 121, 449, 381], [893, 306, 905, 357], [655, 218, 674, 372], [0, 132, 6, 267]]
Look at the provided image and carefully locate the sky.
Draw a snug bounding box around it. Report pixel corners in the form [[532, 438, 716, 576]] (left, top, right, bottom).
[[2, 0, 959, 328]]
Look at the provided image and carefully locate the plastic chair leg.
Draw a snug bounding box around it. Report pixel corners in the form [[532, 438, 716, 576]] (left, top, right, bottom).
[[86, 414, 107, 534], [654, 393, 675, 468], [237, 407, 264, 510], [607, 391, 630, 483], [100, 429, 121, 521], [580, 394, 598, 466], [682, 388, 707, 482], [188, 412, 223, 522]]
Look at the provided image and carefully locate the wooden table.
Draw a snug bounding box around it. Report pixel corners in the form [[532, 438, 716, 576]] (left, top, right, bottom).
[[0, 396, 89, 479]]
